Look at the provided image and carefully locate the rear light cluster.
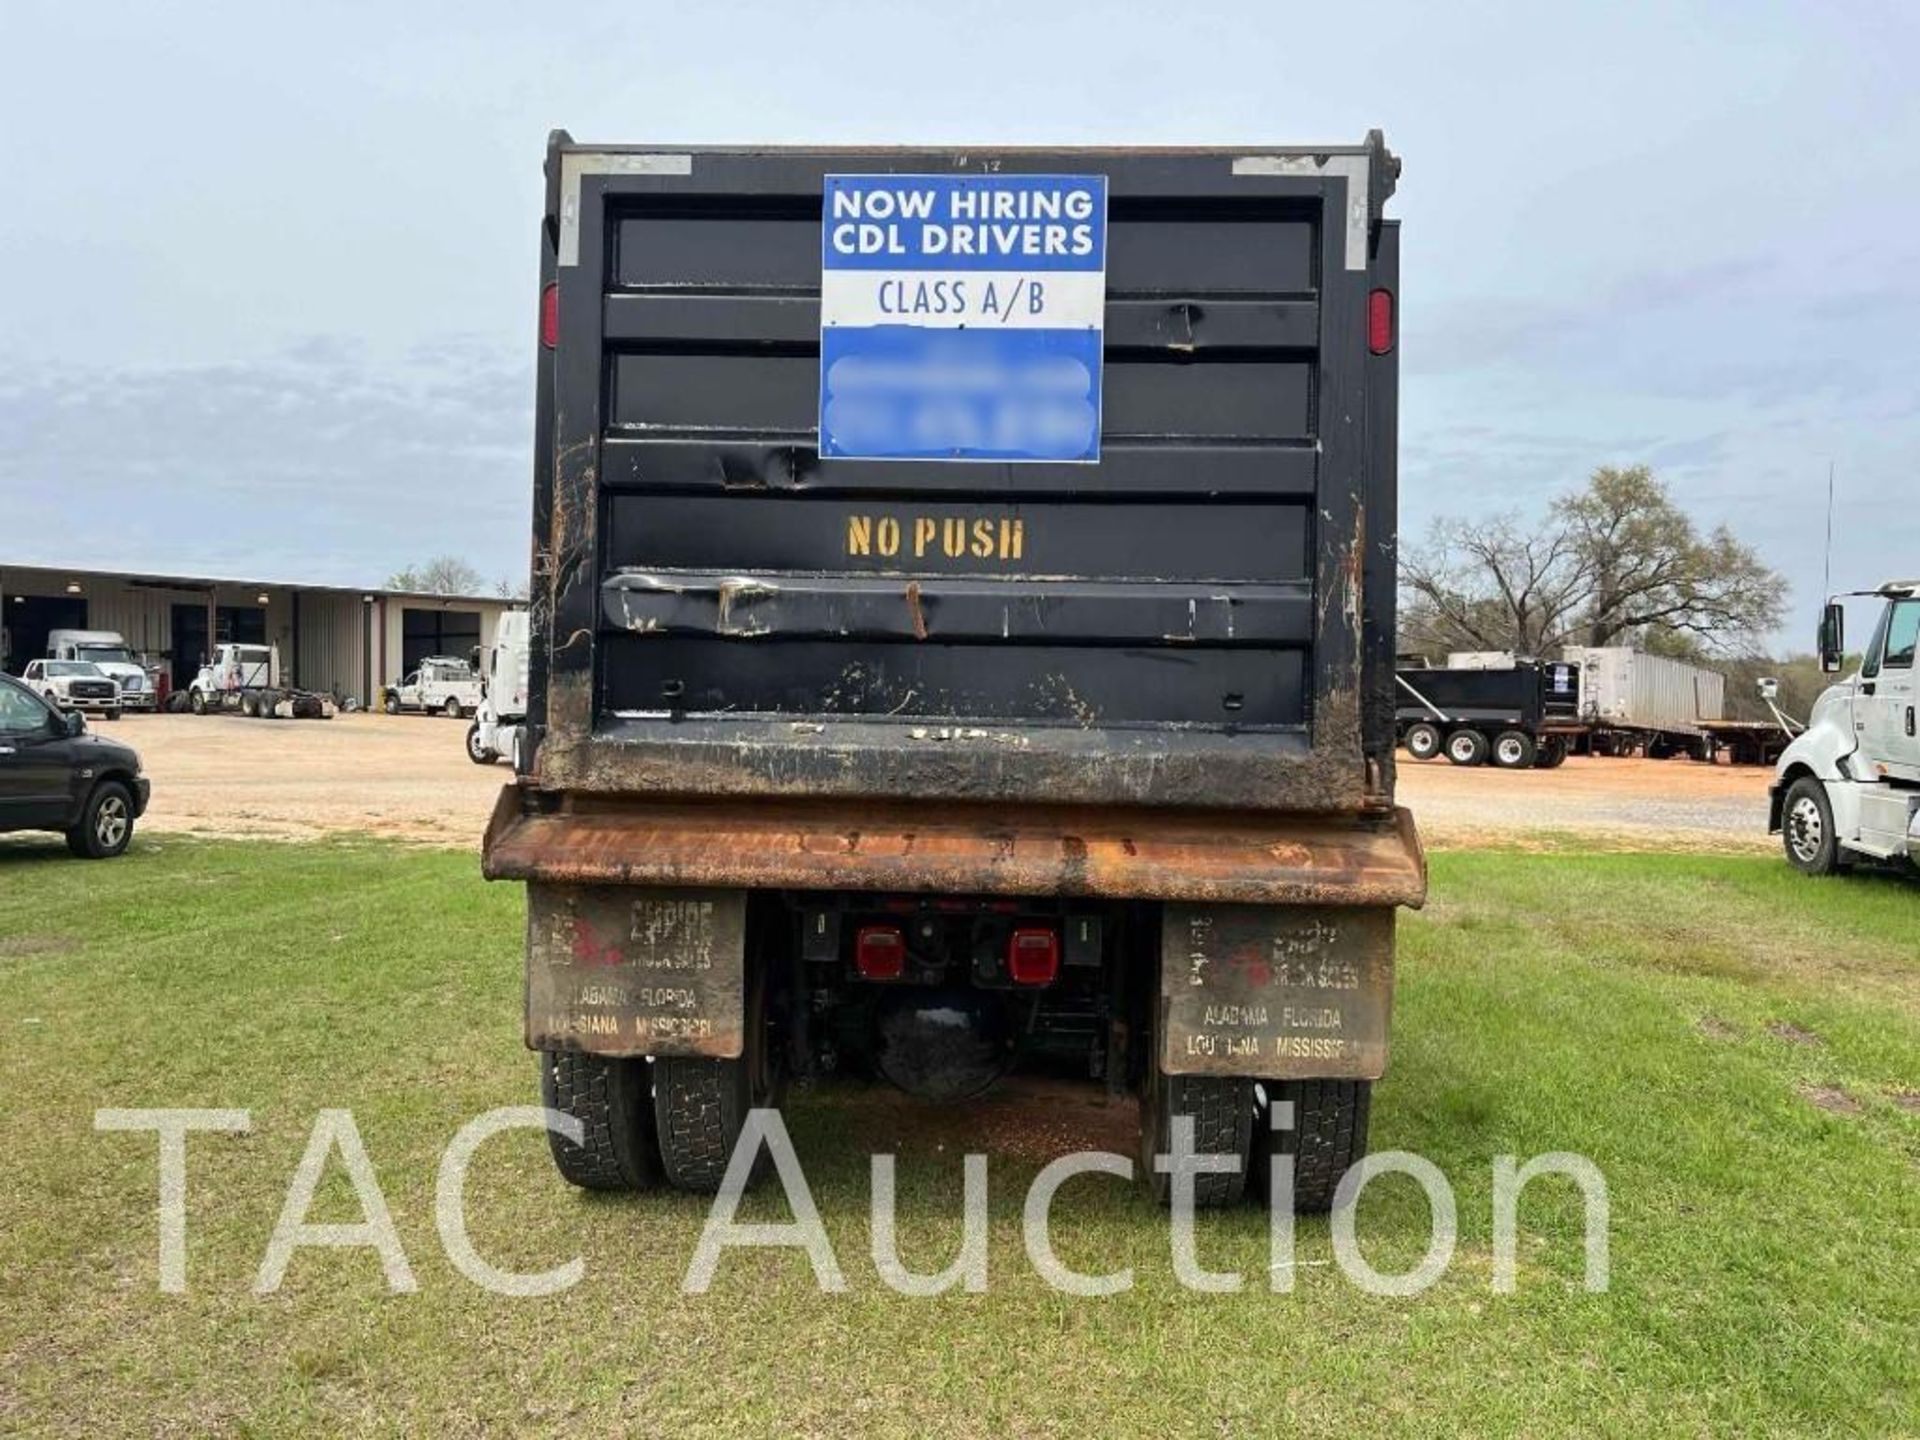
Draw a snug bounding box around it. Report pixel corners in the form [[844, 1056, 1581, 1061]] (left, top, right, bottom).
[[540, 282, 560, 349], [1368, 288, 1395, 355], [850, 920, 1061, 985]]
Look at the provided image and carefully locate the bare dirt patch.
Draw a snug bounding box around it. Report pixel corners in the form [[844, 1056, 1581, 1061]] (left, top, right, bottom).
[[1888, 1090, 1920, 1115], [0, 934, 78, 959], [1398, 754, 1772, 851], [1799, 1084, 1864, 1115], [1695, 1015, 1740, 1041], [1767, 1021, 1824, 1047], [108, 712, 1778, 854], [120, 712, 503, 847]]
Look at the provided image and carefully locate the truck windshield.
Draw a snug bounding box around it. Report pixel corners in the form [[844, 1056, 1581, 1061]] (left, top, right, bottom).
[[47, 661, 106, 677], [77, 645, 134, 665]]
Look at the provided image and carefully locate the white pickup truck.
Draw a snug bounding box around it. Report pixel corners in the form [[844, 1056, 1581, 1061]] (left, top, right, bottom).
[[385, 657, 481, 718], [23, 659, 124, 718], [1771, 580, 1919, 874]]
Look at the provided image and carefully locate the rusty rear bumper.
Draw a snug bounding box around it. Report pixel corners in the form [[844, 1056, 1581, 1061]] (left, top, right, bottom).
[[483, 786, 1426, 909]]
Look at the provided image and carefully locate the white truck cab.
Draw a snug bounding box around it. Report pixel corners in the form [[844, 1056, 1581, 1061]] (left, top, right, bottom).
[[47, 629, 155, 710], [1771, 580, 1920, 873], [465, 610, 528, 765]]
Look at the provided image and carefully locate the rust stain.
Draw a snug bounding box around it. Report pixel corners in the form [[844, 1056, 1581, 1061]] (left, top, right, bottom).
[[482, 785, 1428, 908], [904, 581, 929, 641]]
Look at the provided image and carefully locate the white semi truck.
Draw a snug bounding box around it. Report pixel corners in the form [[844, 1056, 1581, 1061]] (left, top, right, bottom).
[[47, 630, 156, 711], [188, 643, 338, 719], [1771, 580, 1919, 874], [465, 610, 528, 766]]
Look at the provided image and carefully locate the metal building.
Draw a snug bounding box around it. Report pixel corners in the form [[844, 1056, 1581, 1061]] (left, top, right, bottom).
[[0, 562, 520, 707]]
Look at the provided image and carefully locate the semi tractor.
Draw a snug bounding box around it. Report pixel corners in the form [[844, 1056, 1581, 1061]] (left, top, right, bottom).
[[481, 132, 1425, 1212], [466, 610, 529, 766], [1771, 581, 1919, 874], [187, 643, 337, 719]]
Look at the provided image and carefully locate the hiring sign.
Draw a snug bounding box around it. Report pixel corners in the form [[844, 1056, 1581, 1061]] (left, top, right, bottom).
[[818, 173, 1108, 463]]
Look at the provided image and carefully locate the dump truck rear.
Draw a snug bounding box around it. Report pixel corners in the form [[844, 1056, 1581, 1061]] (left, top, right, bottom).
[[483, 133, 1424, 1210]]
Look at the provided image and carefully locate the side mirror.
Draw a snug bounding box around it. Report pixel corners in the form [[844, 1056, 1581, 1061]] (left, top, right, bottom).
[[1757, 677, 1779, 701], [57, 709, 85, 737], [1817, 601, 1845, 673]]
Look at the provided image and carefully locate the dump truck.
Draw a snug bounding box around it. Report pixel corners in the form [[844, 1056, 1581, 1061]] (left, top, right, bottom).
[[1395, 659, 1581, 767], [1771, 580, 1919, 873], [481, 132, 1425, 1212]]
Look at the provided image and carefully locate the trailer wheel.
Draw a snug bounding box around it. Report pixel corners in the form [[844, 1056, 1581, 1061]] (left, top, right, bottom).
[[1444, 728, 1489, 766], [1491, 729, 1537, 769], [1535, 736, 1569, 769], [1783, 776, 1844, 876], [539, 1051, 659, 1191], [1403, 722, 1442, 761], [653, 965, 781, 1193], [1251, 1080, 1371, 1213], [466, 722, 495, 765]]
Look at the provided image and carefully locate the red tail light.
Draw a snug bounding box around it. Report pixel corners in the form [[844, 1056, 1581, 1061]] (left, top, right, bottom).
[[540, 282, 560, 349], [855, 925, 906, 981], [1368, 288, 1394, 355], [1007, 928, 1060, 986]]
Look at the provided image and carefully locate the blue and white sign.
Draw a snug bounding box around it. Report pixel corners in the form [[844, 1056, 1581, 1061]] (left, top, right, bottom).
[[819, 173, 1108, 463]]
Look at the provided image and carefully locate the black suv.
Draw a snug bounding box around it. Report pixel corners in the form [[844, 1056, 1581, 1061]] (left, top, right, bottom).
[[0, 672, 150, 858]]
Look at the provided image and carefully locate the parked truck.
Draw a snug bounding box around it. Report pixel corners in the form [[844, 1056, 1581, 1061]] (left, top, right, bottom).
[[1395, 659, 1581, 767], [187, 643, 337, 719], [481, 133, 1424, 1212], [46, 629, 156, 711], [1771, 581, 1919, 874], [466, 610, 529, 766], [384, 656, 482, 718]]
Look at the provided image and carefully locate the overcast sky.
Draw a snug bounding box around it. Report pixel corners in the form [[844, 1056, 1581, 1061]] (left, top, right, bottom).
[[2, 1, 1915, 644]]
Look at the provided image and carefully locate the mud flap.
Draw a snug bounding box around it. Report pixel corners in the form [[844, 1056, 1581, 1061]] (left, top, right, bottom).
[[526, 884, 746, 1059], [1160, 905, 1393, 1079]]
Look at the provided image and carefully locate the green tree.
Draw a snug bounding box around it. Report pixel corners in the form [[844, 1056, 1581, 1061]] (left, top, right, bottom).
[[1399, 466, 1784, 659]]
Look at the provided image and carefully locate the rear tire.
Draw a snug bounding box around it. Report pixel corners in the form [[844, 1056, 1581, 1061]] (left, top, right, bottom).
[[654, 963, 781, 1193], [1783, 775, 1843, 876], [1140, 1068, 1254, 1208], [1445, 728, 1489, 766], [1252, 1080, 1371, 1213], [1491, 729, 1537, 769], [383, 689, 400, 714], [104, 708, 122, 722], [444, 695, 463, 718], [1535, 735, 1569, 769], [66, 780, 135, 859], [539, 1051, 659, 1191], [1403, 722, 1442, 761]]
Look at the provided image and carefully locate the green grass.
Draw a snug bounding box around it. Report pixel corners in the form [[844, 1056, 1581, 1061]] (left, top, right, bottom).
[[1, 835, 1915, 1437]]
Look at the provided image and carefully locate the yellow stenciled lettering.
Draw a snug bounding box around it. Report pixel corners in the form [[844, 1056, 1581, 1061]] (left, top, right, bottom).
[[846, 515, 872, 557], [970, 519, 995, 558], [942, 518, 966, 558], [914, 517, 937, 557], [999, 518, 1025, 561], [876, 517, 901, 557]]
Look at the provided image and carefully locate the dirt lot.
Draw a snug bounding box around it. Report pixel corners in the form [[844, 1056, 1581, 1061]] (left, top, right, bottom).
[[98, 712, 1775, 852]]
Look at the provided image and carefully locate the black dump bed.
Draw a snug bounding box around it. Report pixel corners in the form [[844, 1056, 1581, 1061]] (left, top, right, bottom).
[[1395, 662, 1582, 732], [527, 135, 1401, 813]]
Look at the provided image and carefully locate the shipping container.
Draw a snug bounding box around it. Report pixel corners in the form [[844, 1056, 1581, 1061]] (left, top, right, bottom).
[[484, 133, 1425, 1213]]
